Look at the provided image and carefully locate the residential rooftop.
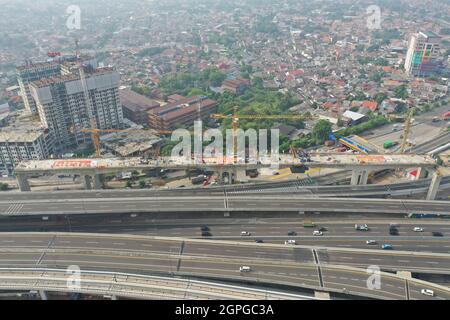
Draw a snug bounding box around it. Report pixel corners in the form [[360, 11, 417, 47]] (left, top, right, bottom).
[[0, 111, 48, 143]]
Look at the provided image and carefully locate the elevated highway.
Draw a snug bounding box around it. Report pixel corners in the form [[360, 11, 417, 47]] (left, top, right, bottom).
[[15, 154, 436, 174], [0, 195, 449, 216], [14, 153, 436, 191], [0, 233, 449, 300], [1, 175, 449, 201], [0, 268, 313, 300]]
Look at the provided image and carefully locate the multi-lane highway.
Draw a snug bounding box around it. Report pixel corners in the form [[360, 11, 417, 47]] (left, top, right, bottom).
[[1, 175, 449, 200], [1, 215, 450, 253], [0, 195, 449, 216], [0, 233, 449, 300]]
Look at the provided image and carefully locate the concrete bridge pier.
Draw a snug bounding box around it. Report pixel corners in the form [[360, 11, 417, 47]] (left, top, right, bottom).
[[351, 169, 369, 185], [83, 175, 92, 190], [38, 290, 48, 300], [93, 174, 103, 190], [416, 167, 428, 180], [231, 168, 238, 184], [16, 173, 31, 192], [216, 168, 224, 184], [426, 172, 442, 200]]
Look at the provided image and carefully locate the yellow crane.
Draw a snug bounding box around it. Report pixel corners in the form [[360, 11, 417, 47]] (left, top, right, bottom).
[[399, 108, 415, 154], [388, 110, 447, 154], [210, 106, 315, 163]]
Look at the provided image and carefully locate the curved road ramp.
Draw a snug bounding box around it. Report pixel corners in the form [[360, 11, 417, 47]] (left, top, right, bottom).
[[0, 232, 449, 300], [0, 268, 312, 300]]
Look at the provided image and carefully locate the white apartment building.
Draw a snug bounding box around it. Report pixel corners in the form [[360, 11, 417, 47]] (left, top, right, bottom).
[[0, 111, 54, 175], [16, 62, 61, 114], [30, 67, 124, 153]]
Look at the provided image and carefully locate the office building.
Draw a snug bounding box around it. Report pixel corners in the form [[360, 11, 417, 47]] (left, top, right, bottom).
[[404, 31, 442, 77]]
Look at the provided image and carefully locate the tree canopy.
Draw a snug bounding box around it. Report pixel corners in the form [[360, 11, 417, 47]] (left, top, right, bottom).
[[312, 120, 332, 144]]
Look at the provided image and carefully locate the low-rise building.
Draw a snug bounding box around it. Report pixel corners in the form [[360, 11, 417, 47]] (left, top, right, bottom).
[[221, 77, 250, 95], [342, 110, 367, 125], [120, 89, 160, 126], [148, 95, 218, 130]]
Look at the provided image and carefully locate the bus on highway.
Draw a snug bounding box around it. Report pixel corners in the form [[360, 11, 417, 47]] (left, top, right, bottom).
[[303, 221, 316, 228], [407, 213, 441, 218]]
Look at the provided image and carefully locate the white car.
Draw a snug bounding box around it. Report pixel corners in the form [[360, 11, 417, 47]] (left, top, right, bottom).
[[285, 240, 297, 245], [413, 227, 424, 232], [366, 240, 377, 245], [240, 231, 251, 236], [355, 224, 369, 231], [239, 266, 251, 272], [313, 230, 323, 236], [421, 289, 434, 297]]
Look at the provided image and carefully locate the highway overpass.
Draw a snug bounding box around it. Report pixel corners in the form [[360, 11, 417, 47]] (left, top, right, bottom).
[[0, 268, 313, 300], [1, 175, 450, 201], [0, 232, 449, 300], [14, 153, 437, 191], [0, 195, 449, 216]]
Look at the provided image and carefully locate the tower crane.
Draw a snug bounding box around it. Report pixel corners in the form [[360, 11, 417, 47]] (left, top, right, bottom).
[[210, 106, 315, 163], [388, 109, 448, 154]]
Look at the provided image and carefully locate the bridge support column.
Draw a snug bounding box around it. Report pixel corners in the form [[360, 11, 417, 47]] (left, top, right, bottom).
[[216, 169, 224, 184], [232, 168, 238, 184], [426, 172, 442, 200], [359, 170, 369, 185], [16, 173, 31, 192], [226, 171, 233, 185], [416, 167, 428, 180], [83, 175, 92, 190], [38, 290, 48, 300], [351, 170, 368, 185], [351, 170, 360, 185], [93, 174, 103, 190]]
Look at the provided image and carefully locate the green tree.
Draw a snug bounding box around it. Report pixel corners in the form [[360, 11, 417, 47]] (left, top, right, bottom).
[[0, 183, 8, 191], [313, 120, 332, 144], [125, 180, 133, 188], [394, 85, 408, 99], [187, 88, 207, 97], [374, 92, 387, 104], [139, 178, 147, 188]]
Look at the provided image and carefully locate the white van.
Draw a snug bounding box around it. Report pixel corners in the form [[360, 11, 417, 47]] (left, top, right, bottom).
[[285, 240, 297, 245], [421, 289, 434, 297]]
